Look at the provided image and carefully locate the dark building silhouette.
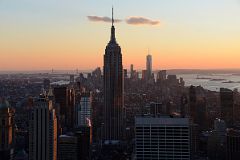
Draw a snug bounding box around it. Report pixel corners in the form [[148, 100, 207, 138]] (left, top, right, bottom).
[[124, 69, 128, 79], [189, 86, 197, 122], [75, 126, 92, 160], [53, 87, 68, 129], [157, 70, 167, 82], [130, 64, 134, 78], [103, 8, 124, 142], [58, 135, 78, 160], [226, 129, 240, 160], [180, 94, 188, 117], [220, 88, 234, 127], [67, 88, 75, 129]]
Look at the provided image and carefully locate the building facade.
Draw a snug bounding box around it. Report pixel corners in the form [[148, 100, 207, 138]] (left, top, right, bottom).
[[29, 97, 57, 160], [58, 135, 78, 160], [0, 99, 15, 160], [146, 54, 152, 80], [220, 88, 234, 127], [76, 92, 92, 127], [135, 116, 190, 160]]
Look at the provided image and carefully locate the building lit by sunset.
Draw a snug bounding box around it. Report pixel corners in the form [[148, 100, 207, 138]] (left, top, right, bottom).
[[0, 98, 15, 160]]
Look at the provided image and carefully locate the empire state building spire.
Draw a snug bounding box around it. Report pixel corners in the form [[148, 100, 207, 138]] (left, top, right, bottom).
[[110, 7, 116, 43], [112, 7, 114, 26]]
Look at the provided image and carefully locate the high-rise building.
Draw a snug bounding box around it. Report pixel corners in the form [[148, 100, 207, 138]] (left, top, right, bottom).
[[0, 98, 15, 160], [53, 86, 68, 118], [29, 97, 58, 160], [58, 135, 78, 160], [76, 92, 92, 127], [157, 70, 167, 82], [142, 70, 147, 80], [146, 54, 152, 80], [135, 116, 190, 160], [53, 86, 75, 129], [75, 126, 92, 160], [130, 64, 134, 78], [67, 88, 75, 129], [103, 8, 123, 142], [220, 88, 234, 127], [226, 129, 240, 160], [189, 86, 197, 122]]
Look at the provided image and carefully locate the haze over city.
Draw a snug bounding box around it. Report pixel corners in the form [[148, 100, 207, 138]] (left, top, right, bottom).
[[1, 0, 240, 71]]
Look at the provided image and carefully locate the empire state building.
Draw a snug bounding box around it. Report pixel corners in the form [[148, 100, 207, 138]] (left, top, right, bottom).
[[103, 8, 124, 142]]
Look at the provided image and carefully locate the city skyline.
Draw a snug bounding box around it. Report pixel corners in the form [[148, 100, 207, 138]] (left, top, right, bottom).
[[1, 0, 240, 71]]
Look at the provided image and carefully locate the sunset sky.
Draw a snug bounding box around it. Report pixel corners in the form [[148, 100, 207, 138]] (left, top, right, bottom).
[[1, 0, 240, 71]]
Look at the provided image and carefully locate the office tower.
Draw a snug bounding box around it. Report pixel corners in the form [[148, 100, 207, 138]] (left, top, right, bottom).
[[53, 87, 68, 129], [142, 70, 147, 80], [130, 64, 134, 78], [135, 116, 190, 160], [146, 54, 152, 80], [58, 135, 78, 160], [226, 129, 240, 160], [220, 88, 234, 127], [67, 88, 75, 129], [43, 79, 51, 91], [157, 70, 167, 82], [180, 94, 188, 117], [167, 75, 178, 85], [29, 97, 58, 160], [0, 98, 15, 160], [196, 97, 207, 131], [207, 119, 226, 160], [103, 8, 123, 142], [75, 126, 92, 160], [190, 123, 199, 159], [53, 86, 75, 129], [76, 92, 92, 127], [189, 86, 197, 123]]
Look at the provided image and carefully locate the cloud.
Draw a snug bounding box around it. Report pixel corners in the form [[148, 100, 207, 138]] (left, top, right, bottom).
[[126, 16, 160, 26], [87, 16, 122, 23]]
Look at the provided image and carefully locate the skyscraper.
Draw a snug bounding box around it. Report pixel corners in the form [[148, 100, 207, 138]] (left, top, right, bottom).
[[130, 64, 134, 78], [146, 54, 152, 80], [103, 8, 123, 142], [76, 92, 92, 127], [220, 88, 234, 127], [226, 129, 240, 160], [0, 98, 15, 160], [29, 97, 58, 160]]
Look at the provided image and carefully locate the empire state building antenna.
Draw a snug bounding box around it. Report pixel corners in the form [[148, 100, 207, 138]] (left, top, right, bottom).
[[112, 6, 114, 26]]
